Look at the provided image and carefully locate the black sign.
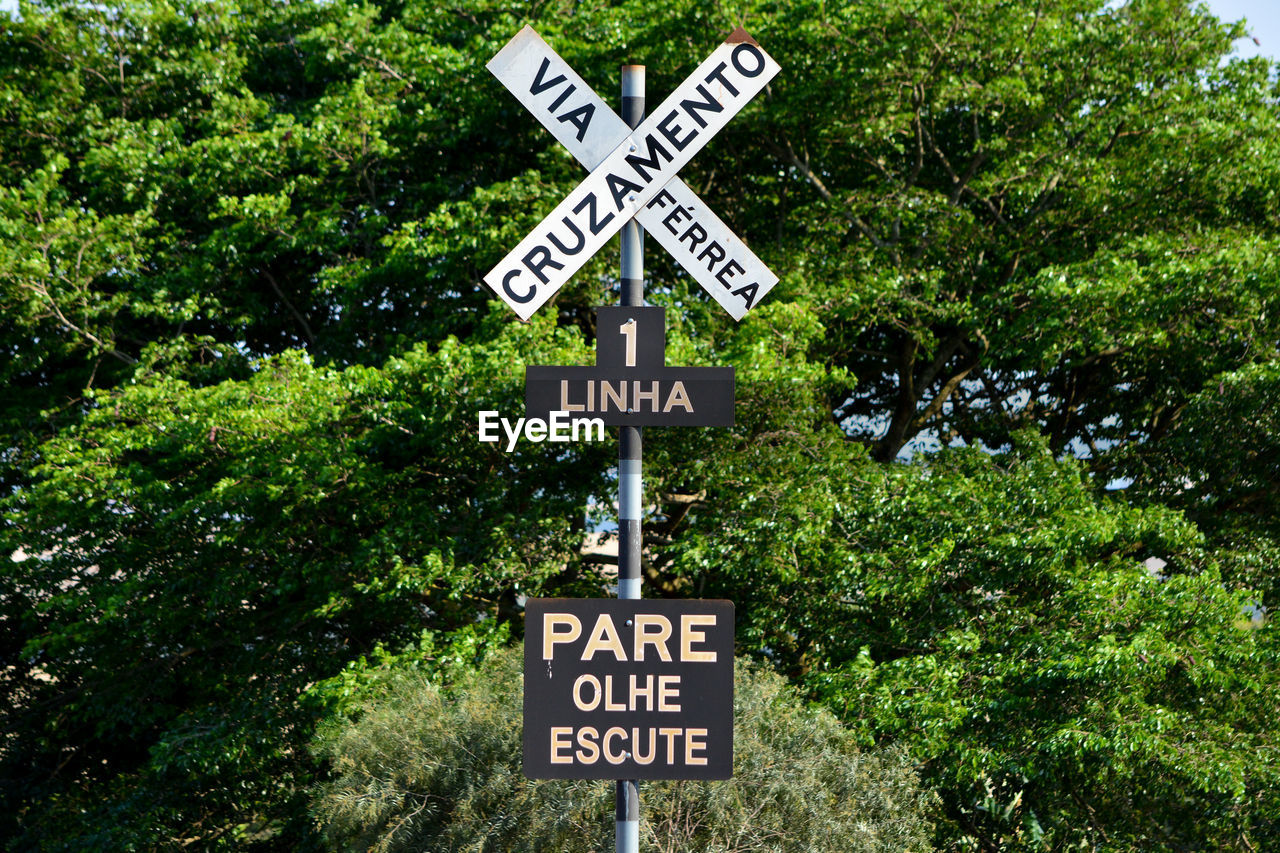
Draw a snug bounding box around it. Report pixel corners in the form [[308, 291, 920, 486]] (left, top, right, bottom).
[[523, 598, 734, 780], [525, 307, 734, 427]]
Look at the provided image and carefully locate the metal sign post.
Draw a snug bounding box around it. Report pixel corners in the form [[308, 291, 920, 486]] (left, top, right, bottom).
[[616, 62, 644, 853]]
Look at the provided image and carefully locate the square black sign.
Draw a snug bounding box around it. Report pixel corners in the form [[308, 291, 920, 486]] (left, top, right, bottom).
[[523, 598, 734, 780]]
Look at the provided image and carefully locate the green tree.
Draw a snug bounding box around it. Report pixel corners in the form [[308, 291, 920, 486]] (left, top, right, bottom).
[[744, 0, 1280, 463], [312, 645, 935, 853], [3, 0, 1277, 849], [660, 426, 1280, 850], [0, 321, 612, 848], [1119, 360, 1280, 606]]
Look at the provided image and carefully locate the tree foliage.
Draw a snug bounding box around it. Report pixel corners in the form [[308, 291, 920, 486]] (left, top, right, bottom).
[[1, 0, 1277, 849], [753, 0, 1280, 462], [0, 320, 612, 848], [312, 646, 935, 853], [1119, 360, 1280, 605], [660, 427, 1279, 848]]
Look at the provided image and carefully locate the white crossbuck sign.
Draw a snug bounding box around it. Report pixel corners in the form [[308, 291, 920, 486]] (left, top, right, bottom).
[[484, 26, 781, 321]]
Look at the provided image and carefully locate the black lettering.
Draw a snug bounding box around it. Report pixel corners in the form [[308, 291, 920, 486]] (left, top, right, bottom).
[[624, 134, 672, 183], [715, 259, 745, 288], [502, 269, 535, 303], [548, 82, 576, 112], [573, 192, 615, 235], [657, 108, 698, 151], [606, 172, 645, 211], [546, 215, 586, 255], [531, 57, 567, 96], [731, 43, 766, 78], [679, 222, 708, 252], [647, 188, 677, 210], [662, 204, 691, 236], [697, 240, 726, 271], [732, 281, 761, 308], [523, 245, 564, 284], [557, 103, 595, 142], [703, 62, 739, 97], [679, 84, 724, 129]]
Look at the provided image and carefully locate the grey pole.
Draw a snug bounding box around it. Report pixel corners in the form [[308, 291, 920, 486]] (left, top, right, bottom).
[[616, 62, 644, 853]]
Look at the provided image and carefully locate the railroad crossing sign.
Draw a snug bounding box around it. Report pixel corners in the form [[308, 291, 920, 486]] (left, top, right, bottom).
[[484, 26, 780, 321], [526, 306, 734, 427]]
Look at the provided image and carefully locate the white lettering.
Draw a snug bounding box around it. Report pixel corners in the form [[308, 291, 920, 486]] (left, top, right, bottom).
[[629, 674, 655, 711], [663, 382, 693, 413], [658, 675, 682, 712], [547, 612, 719, 664], [572, 417, 604, 442], [633, 380, 660, 412], [685, 728, 708, 765], [547, 725, 715, 768], [604, 675, 625, 711], [601, 380, 626, 412], [576, 727, 600, 764], [524, 417, 548, 442], [478, 410, 500, 442], [573, 674, 601, 711], [478, 409, 602, 449], [632, 727, 656, 764], [502, 416, 525, 452], [634, 614, 673, 661], [543, 613, 582, 660], [620, 319, 637, 367], [581, 613, 627, 661], [550, 727, 574, 764], [680, 614, 717, 662], [559, 381, 585, 412], [603, 727, 628, 764], [660, 728, 682, 764], [549, 410, 571, 442]]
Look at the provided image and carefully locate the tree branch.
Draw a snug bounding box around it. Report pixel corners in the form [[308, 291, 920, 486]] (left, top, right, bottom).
[[261, 269, 316, 346]]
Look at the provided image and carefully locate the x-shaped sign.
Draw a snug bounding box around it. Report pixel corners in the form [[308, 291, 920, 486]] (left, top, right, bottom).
[[484, 26, 780, 322]]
